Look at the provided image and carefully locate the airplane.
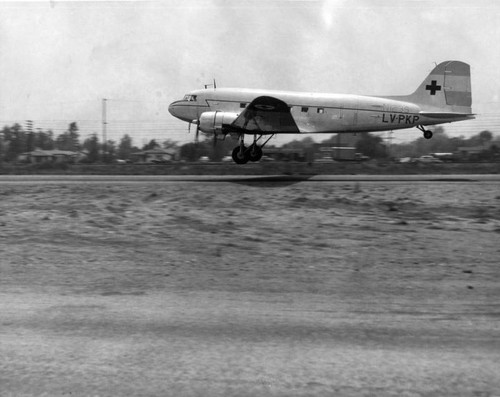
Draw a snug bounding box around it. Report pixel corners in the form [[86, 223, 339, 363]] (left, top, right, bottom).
[[168, 60, 474, 164]]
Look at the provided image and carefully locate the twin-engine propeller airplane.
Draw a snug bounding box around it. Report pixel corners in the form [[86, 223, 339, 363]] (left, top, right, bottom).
[[168, 60, 474, 164]]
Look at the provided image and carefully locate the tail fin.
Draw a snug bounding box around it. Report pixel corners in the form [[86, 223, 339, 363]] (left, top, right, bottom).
[[406, 60, 472, 113]]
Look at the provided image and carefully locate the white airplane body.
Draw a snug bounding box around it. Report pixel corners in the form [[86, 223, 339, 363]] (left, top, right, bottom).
[[169, 61, 474, 163]]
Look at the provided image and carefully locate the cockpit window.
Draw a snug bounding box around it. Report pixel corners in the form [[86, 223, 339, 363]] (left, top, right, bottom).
[[183, 94, 197, 102]]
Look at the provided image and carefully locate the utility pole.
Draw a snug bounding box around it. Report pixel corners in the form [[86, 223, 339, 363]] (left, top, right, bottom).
[[25, 120, 33, 152], [102, 98, 107, 160]]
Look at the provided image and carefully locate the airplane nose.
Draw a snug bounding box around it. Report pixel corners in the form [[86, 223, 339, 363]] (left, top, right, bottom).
[[168, 99, 197, 122], [168, 101, 177, 117]]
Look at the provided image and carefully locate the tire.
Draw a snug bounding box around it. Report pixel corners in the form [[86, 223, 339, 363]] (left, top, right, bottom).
[[232, 146, 249, 164], [248, 145, 263, 162]]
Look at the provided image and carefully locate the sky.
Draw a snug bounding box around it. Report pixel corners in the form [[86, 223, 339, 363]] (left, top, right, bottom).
[[1, 0, 500, 147]]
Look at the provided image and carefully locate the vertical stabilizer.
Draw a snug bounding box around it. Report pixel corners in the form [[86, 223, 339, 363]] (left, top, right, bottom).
[[405, 61, 472, 113]]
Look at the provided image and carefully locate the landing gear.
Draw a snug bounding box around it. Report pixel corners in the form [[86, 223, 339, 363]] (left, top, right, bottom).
[[231, 133, 249, 164], [248, 144, 263, 162], [231, 134, 273, 164], [417, 125, 433, 139], [232, 145, 249, 164]]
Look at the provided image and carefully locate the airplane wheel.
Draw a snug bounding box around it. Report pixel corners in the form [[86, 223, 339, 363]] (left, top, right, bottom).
[[248, 144, 263, 162], [232, 146, 249, 164], [423, 130, 433, 139]]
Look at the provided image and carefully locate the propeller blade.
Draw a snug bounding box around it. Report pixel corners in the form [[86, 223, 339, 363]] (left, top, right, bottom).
[[189, 119, 200, 142]]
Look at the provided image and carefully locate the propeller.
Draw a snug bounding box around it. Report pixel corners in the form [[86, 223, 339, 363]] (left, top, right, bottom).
[[189, 118, 220, 150], [189, 119, 200, 142], [190, 119, 220, 147]]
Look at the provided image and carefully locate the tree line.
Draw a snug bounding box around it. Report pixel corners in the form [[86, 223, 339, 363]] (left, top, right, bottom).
[[1, 121, 498, 163], [279, 127, 499, 161], [0, 122, 179, 163]]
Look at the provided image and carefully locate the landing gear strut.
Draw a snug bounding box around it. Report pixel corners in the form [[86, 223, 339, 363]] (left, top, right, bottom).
[[231, 134, 273, 164], [231, 134, 249, 164], [417, 125, 433, 139]]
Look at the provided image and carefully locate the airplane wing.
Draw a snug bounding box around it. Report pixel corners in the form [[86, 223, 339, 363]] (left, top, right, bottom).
[[227, 96, 300, 134]]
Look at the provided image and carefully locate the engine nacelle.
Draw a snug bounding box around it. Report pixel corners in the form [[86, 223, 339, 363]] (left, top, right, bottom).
[[199, 111, 239, 135]]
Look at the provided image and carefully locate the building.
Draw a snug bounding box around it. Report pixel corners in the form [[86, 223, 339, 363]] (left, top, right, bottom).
[[456, 143, 498, 161], [18, 149, 87, 164], [264, 147, 307, 162], [131, 148, 177, 163], [315, 146, 357, 161]]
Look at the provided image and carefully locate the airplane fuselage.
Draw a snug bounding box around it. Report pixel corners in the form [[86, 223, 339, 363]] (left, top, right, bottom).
[[169, 87, 471, 135]]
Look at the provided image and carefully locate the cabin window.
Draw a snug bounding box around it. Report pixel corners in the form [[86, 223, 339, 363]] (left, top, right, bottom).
[[240, 103, 247, 108], [317, 108, 324, 114], [301, 107, 309, 113]]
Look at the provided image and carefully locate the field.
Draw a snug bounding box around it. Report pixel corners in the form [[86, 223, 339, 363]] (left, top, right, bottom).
[[1, 176, 499, 396]]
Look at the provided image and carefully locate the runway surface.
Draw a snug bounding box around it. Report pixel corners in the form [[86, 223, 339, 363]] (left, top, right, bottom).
[[1, 173, 500, 184], [1, 175, 499, 396]]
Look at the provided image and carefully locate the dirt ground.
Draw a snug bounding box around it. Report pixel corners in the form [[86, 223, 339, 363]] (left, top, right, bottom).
[[1, 177, 499, 396]]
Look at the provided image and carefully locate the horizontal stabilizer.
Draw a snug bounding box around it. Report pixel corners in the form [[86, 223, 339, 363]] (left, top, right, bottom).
[[419, 112, 475, 120]]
